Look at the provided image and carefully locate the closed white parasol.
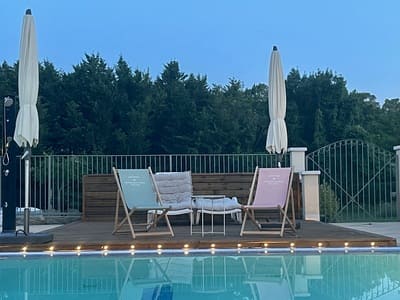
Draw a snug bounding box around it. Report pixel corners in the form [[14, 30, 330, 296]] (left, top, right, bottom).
[[266, 46, 288, 166], [13, 9, 39, 234]]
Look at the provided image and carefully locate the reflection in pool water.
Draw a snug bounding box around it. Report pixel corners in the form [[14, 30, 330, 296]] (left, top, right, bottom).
[[0, 252, 399, 299]]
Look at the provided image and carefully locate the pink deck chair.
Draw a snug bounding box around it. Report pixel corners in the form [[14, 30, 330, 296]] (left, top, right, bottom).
[[240, 167, 296, 237]]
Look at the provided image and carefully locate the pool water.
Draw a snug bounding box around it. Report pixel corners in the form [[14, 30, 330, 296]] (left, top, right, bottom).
[[0, 252, 399, 299]]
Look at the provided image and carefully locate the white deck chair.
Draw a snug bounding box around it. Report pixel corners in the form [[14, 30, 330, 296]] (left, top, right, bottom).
[[151, 171, 194, 225]]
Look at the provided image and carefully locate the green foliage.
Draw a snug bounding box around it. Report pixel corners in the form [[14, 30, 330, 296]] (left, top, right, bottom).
[[1, 55, 400, 155], [312, 108, 326, 149], [319, 182, 339, 222]]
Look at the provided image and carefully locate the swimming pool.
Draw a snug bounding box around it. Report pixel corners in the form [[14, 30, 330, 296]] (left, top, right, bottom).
[[0, 248, 399, 299]]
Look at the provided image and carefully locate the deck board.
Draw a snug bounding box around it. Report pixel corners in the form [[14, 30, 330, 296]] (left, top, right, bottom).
[[0, 220, 395, 252]]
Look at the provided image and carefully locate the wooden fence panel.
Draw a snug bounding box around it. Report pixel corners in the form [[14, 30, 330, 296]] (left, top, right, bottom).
[[83, 173, 302, 221]]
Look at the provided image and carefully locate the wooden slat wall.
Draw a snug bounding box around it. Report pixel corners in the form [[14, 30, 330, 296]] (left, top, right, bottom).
[[82, 173, 302, 221], [82, 175, 119, 221], [191, 173, 254, 204]]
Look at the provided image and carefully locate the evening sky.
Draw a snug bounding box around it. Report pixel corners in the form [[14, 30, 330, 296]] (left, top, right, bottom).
[[1, 0, 399, 103]]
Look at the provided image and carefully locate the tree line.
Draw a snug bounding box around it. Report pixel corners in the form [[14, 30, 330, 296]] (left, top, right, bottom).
[[1, 54, 399, 155]]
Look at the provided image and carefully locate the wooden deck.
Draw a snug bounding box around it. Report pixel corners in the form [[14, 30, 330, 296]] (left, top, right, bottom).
[[0, 220, 396, 252], [0, 171, 395, 252]]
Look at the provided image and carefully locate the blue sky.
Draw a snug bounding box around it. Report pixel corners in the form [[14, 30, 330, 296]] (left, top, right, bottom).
[[1, 0, 399, 103]]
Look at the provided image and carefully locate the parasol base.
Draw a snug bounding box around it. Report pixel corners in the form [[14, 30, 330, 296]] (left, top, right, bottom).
[[0, 232, 53, 244]]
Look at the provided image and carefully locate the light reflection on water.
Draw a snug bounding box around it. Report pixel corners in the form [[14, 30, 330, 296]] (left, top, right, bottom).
[[0, 253, 399, 300]]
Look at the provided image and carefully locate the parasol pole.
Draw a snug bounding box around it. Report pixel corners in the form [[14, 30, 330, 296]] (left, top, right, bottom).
[[22, 147, 30, 234]]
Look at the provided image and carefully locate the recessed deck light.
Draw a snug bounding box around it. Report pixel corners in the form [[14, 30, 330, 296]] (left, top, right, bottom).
[[102, 245, 109, 256], [183, 244, 190, 254], [317, 243, 323, 253], [289, 243, 295, 253]]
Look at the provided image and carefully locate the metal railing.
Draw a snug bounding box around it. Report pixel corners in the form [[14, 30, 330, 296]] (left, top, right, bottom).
[[2, 140, 399, 223], [8, 153, 287, 219], [307, 140, 397, 222]]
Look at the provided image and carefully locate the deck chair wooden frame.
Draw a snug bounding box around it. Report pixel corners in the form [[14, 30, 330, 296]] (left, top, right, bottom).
[[112, 167, 174, 239], [240, 166, 296, 237]]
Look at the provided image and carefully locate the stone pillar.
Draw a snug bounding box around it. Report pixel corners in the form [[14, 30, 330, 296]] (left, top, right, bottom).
[[301, 170, 321, 221], [288, 147, 307, 173], [393, 146, 400, 220]]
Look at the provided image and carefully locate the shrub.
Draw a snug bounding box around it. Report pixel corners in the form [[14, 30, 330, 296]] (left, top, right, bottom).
[[319, 182, 339, 222]]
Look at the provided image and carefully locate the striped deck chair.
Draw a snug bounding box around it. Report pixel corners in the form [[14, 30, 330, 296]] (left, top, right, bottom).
[[240, 167, 296, 237], [112, 167, 174, 239]]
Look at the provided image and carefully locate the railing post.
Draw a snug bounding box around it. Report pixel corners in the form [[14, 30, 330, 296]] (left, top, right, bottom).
[[288, 147, 307, 173], [301, 170, 321, 221], [47, 155, 53, 210], [393, 145, 400, 220]]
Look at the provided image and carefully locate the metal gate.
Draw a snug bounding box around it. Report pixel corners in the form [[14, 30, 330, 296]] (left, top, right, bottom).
[[306, 139, 397, 222]]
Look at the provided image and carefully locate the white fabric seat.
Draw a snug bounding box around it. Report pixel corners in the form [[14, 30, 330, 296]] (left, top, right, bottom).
[[194, 197, 241, 211], [194, 196, 242, 224]]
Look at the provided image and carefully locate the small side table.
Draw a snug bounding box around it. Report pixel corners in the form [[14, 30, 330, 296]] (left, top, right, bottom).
[[192, 196, 226, 237]]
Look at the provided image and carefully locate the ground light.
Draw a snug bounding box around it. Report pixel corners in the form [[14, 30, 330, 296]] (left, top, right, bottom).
[[4, 243, 392, 257]]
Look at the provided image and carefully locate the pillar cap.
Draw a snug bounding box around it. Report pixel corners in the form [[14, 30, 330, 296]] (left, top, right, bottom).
[[301, 170, 321, 176], [288, 147, 307, 152], [393, 145, 400, 151]]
